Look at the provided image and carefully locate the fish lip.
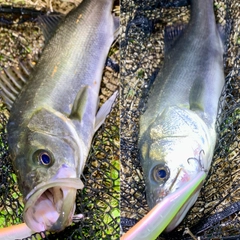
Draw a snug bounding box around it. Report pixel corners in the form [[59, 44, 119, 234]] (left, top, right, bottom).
[[23, 178, 84, 232], [25, 177, 84, 202]]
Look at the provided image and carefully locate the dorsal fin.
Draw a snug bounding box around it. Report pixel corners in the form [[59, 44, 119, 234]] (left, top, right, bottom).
[[164, 23, 187, 53], [37, 13, 64, 43], [0, 61, 34, 109]]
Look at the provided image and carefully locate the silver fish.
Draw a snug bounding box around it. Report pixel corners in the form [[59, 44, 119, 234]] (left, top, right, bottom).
[[1, 0, 118, 232], [138, 0, 225, 232]]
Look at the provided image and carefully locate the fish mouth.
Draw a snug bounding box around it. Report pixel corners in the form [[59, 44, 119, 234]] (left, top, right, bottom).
[[23, 169, 84, 232]]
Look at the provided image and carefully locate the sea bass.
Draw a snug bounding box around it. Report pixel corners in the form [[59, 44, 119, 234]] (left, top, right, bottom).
[[1, 0, 117, 232], [138, 0, 225, 232]]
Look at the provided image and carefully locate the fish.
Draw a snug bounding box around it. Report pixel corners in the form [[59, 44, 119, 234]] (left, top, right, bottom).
[[138, 0, 225, 232], [0, 0, 118, 232]]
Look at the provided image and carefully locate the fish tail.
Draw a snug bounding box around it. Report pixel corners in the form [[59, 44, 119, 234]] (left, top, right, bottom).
[[190, 0, 216, 33]]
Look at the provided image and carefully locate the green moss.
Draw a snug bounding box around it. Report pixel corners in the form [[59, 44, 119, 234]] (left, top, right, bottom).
[[127, 88, 136, 99], [137, 69, 145, 78]]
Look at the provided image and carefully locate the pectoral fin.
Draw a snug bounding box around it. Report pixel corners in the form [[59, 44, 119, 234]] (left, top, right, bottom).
[[69, 86, 89, 121], [189, 77, 205, 112], [94, 91, 118, 132]]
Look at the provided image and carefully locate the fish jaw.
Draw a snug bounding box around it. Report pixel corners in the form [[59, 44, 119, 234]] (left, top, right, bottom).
[[23, 165, 84, 232], [164, 187, 201, 232]]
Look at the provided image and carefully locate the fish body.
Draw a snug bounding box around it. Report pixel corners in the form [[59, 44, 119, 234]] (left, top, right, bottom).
[[138, 0, 224, 232], [5, 0, 117, 232]]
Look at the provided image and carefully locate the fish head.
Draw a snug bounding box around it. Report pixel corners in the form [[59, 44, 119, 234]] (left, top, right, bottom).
[[8, 108, 85, 232], [140, 137, 205, 206], [139, 106, 216, 231]]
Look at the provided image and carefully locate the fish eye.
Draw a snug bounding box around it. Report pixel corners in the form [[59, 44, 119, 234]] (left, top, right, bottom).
[[152, 164, 170, 183], [39, 152, 51, 165], [33, 150, 54, 166]]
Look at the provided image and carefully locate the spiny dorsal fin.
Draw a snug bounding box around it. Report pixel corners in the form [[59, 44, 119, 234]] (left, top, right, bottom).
[[37, 13, 64, 43], [0, 60, 35, 109], [164, 24, 187, 53]]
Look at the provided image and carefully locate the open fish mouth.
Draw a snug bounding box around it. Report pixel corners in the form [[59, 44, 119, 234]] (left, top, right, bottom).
[[23, 176, 84, 232]]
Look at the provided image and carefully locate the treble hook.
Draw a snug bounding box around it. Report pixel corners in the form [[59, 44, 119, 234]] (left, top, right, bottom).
[[187, 149, 206, 172]]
